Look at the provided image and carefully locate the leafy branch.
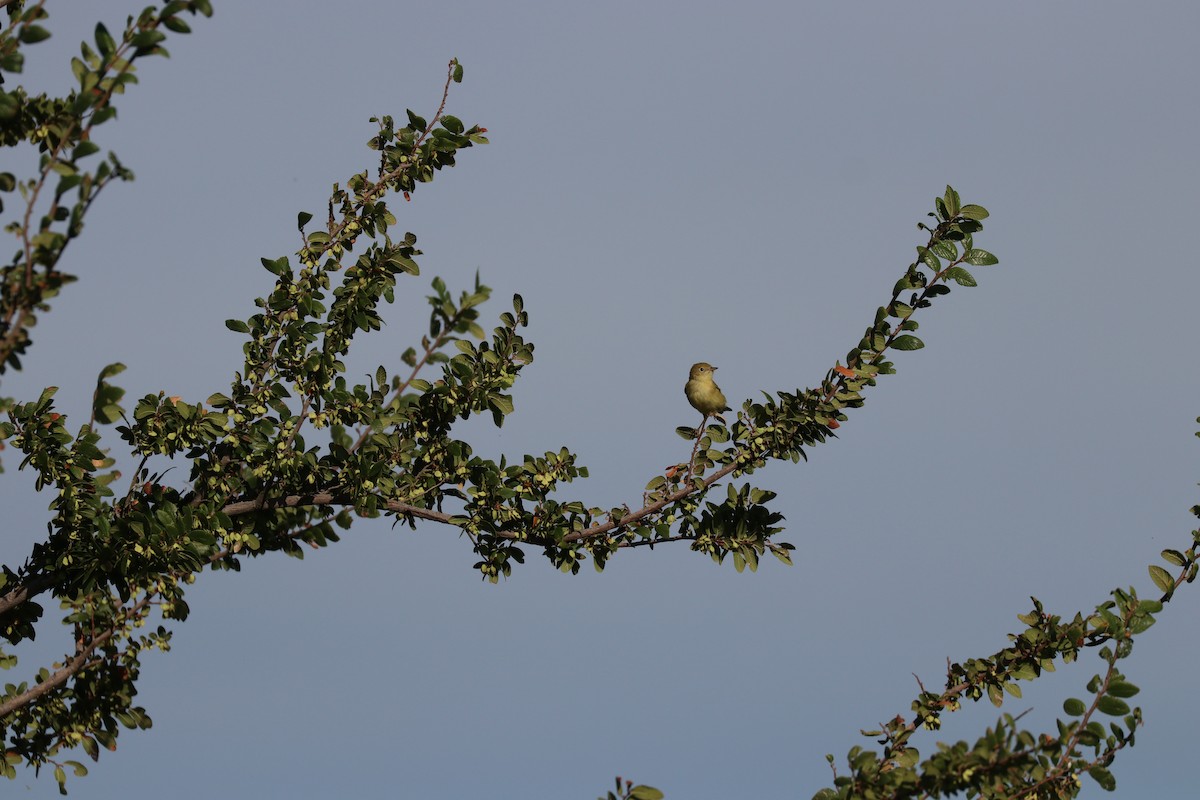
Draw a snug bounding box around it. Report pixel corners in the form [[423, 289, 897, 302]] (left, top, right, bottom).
[[813, 474, 1200, 799], [0, 1, 214, 378], [0, 22, 1002, 780]]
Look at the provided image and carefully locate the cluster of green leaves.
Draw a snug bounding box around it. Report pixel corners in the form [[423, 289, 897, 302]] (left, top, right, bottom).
[[0, 0, 212, 392], [0, 1, 535, 784], [810, 480, 1200, 799], [614, 187, 996, 575]]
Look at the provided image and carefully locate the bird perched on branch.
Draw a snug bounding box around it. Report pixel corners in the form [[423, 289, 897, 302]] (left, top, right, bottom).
[[684, 362, 729, 421]]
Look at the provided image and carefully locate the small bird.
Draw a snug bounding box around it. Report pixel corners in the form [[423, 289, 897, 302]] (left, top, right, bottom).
[[684, 362, 729, 418]]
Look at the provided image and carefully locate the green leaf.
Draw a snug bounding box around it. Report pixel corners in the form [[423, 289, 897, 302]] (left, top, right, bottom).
[[959, 204, 989, 220], [95, 403, 122, 425], [930, 240, 957, 260], [20, 25, 52, 44], [918, 246, 941, 270], [297, 211, 313, 230], [406, 109, 427, 130], [130, 30, 167, 51], [441, 115, 464, 134], [1096, 695, 1130, 716], [162, 16, 192, 34], [452, 61, 464, 83], [260, 257, 289, 275], [488, 393, 514, 415], [95, 23, 116, 57], [629, 787, 664, 800], [892, 272, 920, 294], [73, 141, 100, 160], [1087, 765, 1117, 791], [1148, 564, 1174, 593], [963, 248, 999, 266], [944, 266, 977, 287], [1010, 661, 1038, 680], [942, 185, 960, 217], [92, 106, 117, 126], [891, 335, 924, 351], [1129, 611, 1157, 636], [225, 319, 250, 333], [1063, 697, 1086, 716], [389, 255, 420, 275], [1160, 548, 1187, 566], [0, 92, 18, 121], [1107, 680, 1140, 698]]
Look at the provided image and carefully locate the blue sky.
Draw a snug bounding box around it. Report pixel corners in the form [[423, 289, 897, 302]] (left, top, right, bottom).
[[2, 2, 1199, 797]]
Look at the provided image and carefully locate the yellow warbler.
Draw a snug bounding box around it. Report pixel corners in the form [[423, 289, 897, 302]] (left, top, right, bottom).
[[684, 362, 729, 416]]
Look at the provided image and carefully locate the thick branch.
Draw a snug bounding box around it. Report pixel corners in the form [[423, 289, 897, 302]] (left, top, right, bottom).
[[221, 492, 454, 524], [0, 573, 55, 616], [219, 456, 741, 548]]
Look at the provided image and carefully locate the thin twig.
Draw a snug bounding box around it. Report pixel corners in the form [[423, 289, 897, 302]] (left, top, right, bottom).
[[687, 414, 709, 480]]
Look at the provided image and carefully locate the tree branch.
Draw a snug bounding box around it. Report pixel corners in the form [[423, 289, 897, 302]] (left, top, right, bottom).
[[0, 593, 151, 719]]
